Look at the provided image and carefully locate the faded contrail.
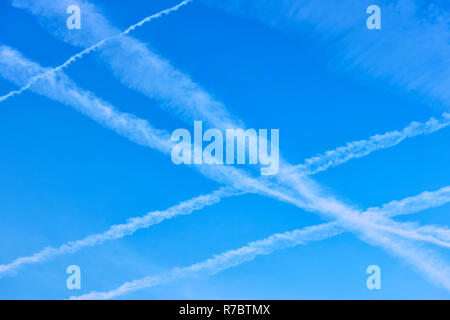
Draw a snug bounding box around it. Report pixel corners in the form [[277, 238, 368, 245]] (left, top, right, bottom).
[[0, 0, 192, 104], [0, 187, 239, 276]]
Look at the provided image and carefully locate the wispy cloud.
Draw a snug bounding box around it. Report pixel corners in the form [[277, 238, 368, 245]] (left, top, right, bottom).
[[0, 0, 192, 104]]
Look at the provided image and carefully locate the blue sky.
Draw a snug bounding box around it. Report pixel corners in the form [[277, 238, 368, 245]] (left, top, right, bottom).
[[0, 0, 449, 299]]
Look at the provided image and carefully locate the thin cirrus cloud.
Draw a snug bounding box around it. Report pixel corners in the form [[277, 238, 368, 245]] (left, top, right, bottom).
[[6, 0, 450, 291], [1, 45, 450, 289], [200, 0, 450, 109], [0, 186, 239, 276]]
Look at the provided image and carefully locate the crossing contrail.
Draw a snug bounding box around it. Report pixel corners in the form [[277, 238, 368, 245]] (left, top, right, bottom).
[[0, 0, 192, 104], [2, 46, 450, 276]]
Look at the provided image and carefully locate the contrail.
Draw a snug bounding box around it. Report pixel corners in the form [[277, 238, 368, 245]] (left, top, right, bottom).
[[0, 142, 448, 277], [71, 218, 450, 299], [366, 186, 450, 218], [12, 0, 241, 129], [0, 46, 173, 154], [294, 113, 450, 176], [0, 187, 240, 276], [16, 0, 446, 232], [200, 0, 450, 106], [0, 45, 446, 261], [7, 0, 450, 292], [0, 0, 192, 104]]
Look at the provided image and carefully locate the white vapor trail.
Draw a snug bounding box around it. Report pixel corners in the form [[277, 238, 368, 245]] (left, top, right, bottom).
[[0, 0, 192, 104], [366, 186, 450, 218], [294, 113, 450, 176], [5, 0, 450, 289], [365, 186, 450, 243], [0, 187, 239, 276], [11, 0, 242, 130]]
